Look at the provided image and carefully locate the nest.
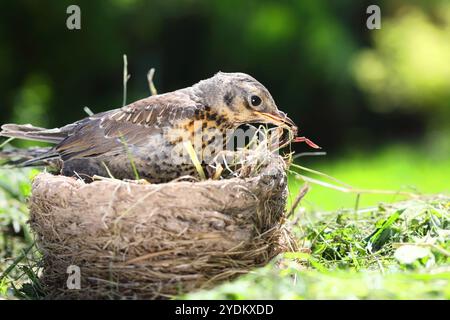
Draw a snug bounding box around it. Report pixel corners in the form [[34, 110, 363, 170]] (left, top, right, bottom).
[[29, 149, 297, 299]]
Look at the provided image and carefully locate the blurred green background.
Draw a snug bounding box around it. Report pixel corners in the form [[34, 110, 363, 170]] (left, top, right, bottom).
[[0, 0, 449, 300]]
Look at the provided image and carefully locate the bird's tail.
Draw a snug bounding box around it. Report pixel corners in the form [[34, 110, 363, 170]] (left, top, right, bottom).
[[0, 124, 67, 143], [0, 123, 66, 168]]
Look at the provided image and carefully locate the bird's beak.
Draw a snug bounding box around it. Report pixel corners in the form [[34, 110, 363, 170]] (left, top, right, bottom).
[[255, 111, 297, 134]]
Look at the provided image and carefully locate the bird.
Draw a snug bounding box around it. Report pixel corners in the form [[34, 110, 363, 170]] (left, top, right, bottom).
[[0, 72, 300, 183]]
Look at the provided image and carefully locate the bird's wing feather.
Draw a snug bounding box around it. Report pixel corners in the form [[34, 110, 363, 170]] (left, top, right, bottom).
[[56, 92, 200, 160]]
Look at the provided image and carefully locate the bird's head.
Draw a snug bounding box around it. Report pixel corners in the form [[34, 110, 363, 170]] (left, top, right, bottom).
[[195, 72, 297, 134]]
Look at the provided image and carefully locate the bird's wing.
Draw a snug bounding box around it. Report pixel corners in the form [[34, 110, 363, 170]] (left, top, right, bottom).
[[56, 92, 200, 160]]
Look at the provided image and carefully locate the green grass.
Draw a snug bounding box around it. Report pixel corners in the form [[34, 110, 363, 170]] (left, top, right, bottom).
[[288, 145, 450, 211], [0, 168, 42, 299], [0, 144, 449, 299], [183, 263, 450, 299], [184, 196, 449, 299]]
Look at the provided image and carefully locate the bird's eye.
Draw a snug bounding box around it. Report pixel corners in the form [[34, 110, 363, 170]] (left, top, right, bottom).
[[250, 95, 262, 107]]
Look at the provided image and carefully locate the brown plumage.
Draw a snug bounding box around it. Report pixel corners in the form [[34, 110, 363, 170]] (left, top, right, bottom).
[[0, 72, 297, 182]]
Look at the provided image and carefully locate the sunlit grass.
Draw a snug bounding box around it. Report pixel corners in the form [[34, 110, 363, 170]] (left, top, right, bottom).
[[184, 195, 449, 300], [183, 265, 450, 300], [289, 145, 450, 212]]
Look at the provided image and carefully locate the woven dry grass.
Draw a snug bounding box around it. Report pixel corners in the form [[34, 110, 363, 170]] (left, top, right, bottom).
[[28, 148, 297, 299]]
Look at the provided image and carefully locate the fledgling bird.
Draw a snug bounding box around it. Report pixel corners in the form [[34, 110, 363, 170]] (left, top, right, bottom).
[[0, 72, 298, 182]]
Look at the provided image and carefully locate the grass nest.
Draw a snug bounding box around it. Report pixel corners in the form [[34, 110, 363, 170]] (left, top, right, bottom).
[[28, 141, 298, 299]]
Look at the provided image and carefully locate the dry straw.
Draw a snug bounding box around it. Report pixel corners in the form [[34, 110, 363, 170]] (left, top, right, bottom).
[[29, 129, 297, 299]]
